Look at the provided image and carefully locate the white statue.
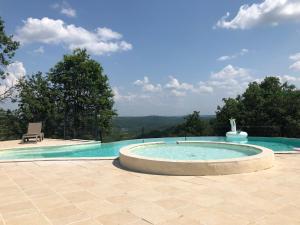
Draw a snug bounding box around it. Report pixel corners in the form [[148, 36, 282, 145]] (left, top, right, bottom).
[[229, 118, 236, 132], [226, 118, 248, 141]]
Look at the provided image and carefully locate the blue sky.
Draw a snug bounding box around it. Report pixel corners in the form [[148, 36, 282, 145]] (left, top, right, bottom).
[[1, 0, 300, 116]]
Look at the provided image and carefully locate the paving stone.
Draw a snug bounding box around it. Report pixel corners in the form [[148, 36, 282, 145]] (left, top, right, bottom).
[[4, 213, 51, 225], [95, 210, 140, 225]]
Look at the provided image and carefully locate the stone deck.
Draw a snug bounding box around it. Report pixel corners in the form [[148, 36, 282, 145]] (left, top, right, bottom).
[[0, 154, 299, 225]]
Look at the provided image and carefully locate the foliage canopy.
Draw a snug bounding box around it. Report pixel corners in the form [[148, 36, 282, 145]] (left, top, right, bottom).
[[17, 49, 116, 140], [0, 16, 20, 102], [215, 77, 300, 137]]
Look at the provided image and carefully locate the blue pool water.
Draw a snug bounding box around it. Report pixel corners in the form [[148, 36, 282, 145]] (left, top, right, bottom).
[[0, 136, 299, 160], [132, 143, 258, 160]]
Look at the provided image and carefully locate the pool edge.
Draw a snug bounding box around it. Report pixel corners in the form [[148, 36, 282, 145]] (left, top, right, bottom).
[[0, 156, 117, 163], [119, 141, 275, 176]]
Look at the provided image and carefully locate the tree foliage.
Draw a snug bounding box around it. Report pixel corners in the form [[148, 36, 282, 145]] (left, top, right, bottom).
[[16, 49, 117, 140], [17, 72, 61, 137], [182, 111, 204, 135], [0, 16, 20, 102], [215, 77, 300, 137], [138, 111, 213, 138], [0, 109, 22, 140]]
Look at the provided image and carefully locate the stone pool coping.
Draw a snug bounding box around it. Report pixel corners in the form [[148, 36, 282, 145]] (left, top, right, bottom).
[[119, 141, 275, 176], [0, 156, 118, 163]]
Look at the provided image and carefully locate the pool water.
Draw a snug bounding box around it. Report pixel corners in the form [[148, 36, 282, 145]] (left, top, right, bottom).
[[132, 143, 258, 160], [0, 136, 299, 160]]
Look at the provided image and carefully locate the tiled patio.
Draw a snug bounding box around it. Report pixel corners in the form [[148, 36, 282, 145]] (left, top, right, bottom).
[[0, 154, 299, 225]]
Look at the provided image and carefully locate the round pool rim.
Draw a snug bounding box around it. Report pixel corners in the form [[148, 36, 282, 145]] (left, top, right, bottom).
[[119, 141, 275, 176]]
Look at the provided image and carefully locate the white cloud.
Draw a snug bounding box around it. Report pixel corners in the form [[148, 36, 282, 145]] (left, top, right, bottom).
[[61, 7, 76, 18], [97, 27, 122, 41], [114, 65, 263, 111], [165, 76, 213, 96], [217, 49, 249, 61], [3, 61, 26, 85], [210, 64, 251, 80], [289, 52, 300, 61], [33, 46, 44, 54], [193, 85, 214, 94], [197, 65, 254, 96], [216, 0, 300, 29], [207, 65, 300, 96], [280, 75, 299, 82], [52, 1, 76, 18], [134, 76, 162, 92], [113, 87, 149, 102], [116, 65, 282, 115], [0, 61, 26, 100], [113, 87, 136, 102], [170, 89, 186, 97], [217, 56, 231, 61], [133, 75, 214, 98], [289, 52, 300, 71], [15, 17, 132, 56], [165, 76, 193, 97], [165, 76, 193, 90], [277, 75, 300, 88], [290, 61, 300, 71]]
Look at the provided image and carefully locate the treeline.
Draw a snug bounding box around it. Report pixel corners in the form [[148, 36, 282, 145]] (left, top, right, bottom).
[[137, 112, 215, 139], [0, 109, 23, 140], [215, 77, 300, 137]]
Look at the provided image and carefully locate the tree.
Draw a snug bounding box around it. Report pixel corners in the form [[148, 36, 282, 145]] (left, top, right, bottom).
[[214, 98, 242, 134], [215, 76, 300, 137], [16, 49, 116, 140], [0, 108, 23, 140], [182, 111, 204, 136], [0, 17, 20, 102], [47, 49, 116, 140], [17, 72, 61, 137]]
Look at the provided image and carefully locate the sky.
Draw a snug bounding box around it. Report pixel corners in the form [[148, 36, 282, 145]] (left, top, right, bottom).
[[1, 0, 300, 116]]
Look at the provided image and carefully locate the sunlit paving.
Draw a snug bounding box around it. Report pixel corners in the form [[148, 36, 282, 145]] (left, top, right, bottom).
[[1, 0, 300, 224]]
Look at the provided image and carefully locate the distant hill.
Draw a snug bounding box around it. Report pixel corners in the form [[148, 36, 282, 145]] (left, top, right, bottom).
[[104, 115, 215, 141], [112, 115, 215, 133]]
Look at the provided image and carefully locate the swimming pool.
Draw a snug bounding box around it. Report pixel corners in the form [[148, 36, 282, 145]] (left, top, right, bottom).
[[0, 136, 299, 160], [119, 142, 274, 175], [131, 143, 259, 160]]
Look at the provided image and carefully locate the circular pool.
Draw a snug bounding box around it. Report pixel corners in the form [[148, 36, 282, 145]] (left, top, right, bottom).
[[119, 141, 274, 176]]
